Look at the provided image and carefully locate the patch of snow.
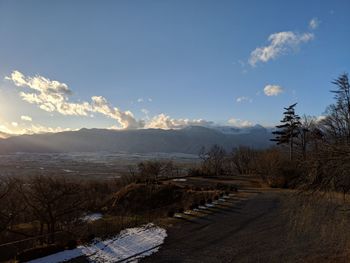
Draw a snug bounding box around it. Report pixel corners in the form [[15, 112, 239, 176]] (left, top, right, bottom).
[[174, 213, 183, 218], [82, 213, 103, 222], [172, 178, 187, 182], [198, 206, 207, 210], [28, 223, 167, 263], [218, 198, 226, 202], [205, 203, 214, 208], [184, 210, 194, 215]]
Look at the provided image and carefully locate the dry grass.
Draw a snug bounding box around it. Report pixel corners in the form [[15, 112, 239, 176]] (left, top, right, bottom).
[[283, 191, 350, 261]]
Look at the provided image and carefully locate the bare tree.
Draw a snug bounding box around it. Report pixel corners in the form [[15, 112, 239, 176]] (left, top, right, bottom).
[[200, 145, 226, 176], [229, 146, 256, 175], [137, 160, 175, 183], [321, 74, 350, 144], [0, 178, 26, 234], [19, 176, 85, 243]]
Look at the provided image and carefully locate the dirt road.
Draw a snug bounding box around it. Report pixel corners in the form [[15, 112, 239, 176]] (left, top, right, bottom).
[[142, 187, 348, 263]]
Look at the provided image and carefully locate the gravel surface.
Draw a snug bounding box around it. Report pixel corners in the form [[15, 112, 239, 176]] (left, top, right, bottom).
[[141, 188, 348, 263]]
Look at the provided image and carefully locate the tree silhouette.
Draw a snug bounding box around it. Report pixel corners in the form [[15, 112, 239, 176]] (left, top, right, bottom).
[[322, 73, 350, 143], [271, 103, 301, 161]]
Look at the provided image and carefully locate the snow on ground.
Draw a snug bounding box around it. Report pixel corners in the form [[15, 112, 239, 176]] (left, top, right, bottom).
[[28, 224, 167, 263], [174, 213, 183, 218], [82, 213, 103, 222], [172, 178, 187, 182]]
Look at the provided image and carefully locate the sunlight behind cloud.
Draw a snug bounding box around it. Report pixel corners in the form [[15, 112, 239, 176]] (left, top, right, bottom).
[[5, 71, 142, 129]]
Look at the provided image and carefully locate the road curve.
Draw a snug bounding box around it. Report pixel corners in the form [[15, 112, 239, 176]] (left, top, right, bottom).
[[141, 188, 346, 263]]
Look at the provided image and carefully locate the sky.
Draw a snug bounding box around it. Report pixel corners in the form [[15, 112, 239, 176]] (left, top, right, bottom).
[[0, 0, 349, 134]]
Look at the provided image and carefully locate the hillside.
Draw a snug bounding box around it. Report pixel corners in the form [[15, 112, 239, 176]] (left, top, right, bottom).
[[0, 125, 273, 154]]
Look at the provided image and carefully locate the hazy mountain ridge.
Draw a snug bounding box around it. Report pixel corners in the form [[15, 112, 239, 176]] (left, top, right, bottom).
[[0, 126, 273, 154], [0, 131, 13, 139]]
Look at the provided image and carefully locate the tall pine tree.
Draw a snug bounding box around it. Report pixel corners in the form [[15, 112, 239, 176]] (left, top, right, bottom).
[[271, 103, 301, 161]]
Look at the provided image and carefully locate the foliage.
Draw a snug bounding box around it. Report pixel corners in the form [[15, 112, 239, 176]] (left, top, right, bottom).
[[271, 103, 301, 161]]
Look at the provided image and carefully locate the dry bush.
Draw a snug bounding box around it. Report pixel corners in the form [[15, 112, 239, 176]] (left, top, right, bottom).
[[137, 160, 176, 182], [82, 179, 120, 212], [110, 182, 226, 218], [285, 192, 350, 259], [110, 183, 185, 216], [228, 146, 258, 175], [254, 148, 302, 188]]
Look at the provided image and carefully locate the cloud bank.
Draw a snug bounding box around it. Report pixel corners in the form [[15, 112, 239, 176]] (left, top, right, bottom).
[[145, 114, 214, 129], [4, 70, 258, 134]]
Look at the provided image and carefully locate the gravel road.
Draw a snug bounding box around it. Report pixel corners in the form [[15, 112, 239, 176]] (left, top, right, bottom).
[[141, 188, 348, 263]]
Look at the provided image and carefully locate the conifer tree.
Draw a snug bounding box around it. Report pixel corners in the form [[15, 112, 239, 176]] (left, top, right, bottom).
[[271, 103, 301, 161]]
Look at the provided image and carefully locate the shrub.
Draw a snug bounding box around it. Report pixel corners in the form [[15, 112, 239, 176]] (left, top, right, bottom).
[[167, 210, 175, 217], [190, 203, 198, 210], [66, 239, 77, 250], [17, 244, 65, 262], [111, 183, 184, 215]]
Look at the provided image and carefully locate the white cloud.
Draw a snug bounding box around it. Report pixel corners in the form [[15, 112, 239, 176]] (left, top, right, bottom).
[[141, 109, 149, 115], [20, 124, 73, 134], [0, 124, 13, 134], [146, 114, 213, 129], [264, 85, 284, 96], [227, 118, 253, 128], [6, 70, 142, 129], [141, 108, 150, 120], [91, 96, 144, 129], [137, 97, 152, 103], [249, 31, 314, 66], [0, 121, 72, 135], [21, 115, 32, 122], [236, 96, 252, 103], [309, 18, 320, 30]]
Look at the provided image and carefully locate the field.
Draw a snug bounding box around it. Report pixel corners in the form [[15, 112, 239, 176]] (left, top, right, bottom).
[[0, 152, 200, 179]]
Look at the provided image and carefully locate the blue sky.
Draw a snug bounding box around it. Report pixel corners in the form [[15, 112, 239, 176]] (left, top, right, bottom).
[[0, 0, 349, 134]]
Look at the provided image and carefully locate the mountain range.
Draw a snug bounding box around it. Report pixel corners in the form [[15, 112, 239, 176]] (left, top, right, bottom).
[[0, 125, 274, 154]]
